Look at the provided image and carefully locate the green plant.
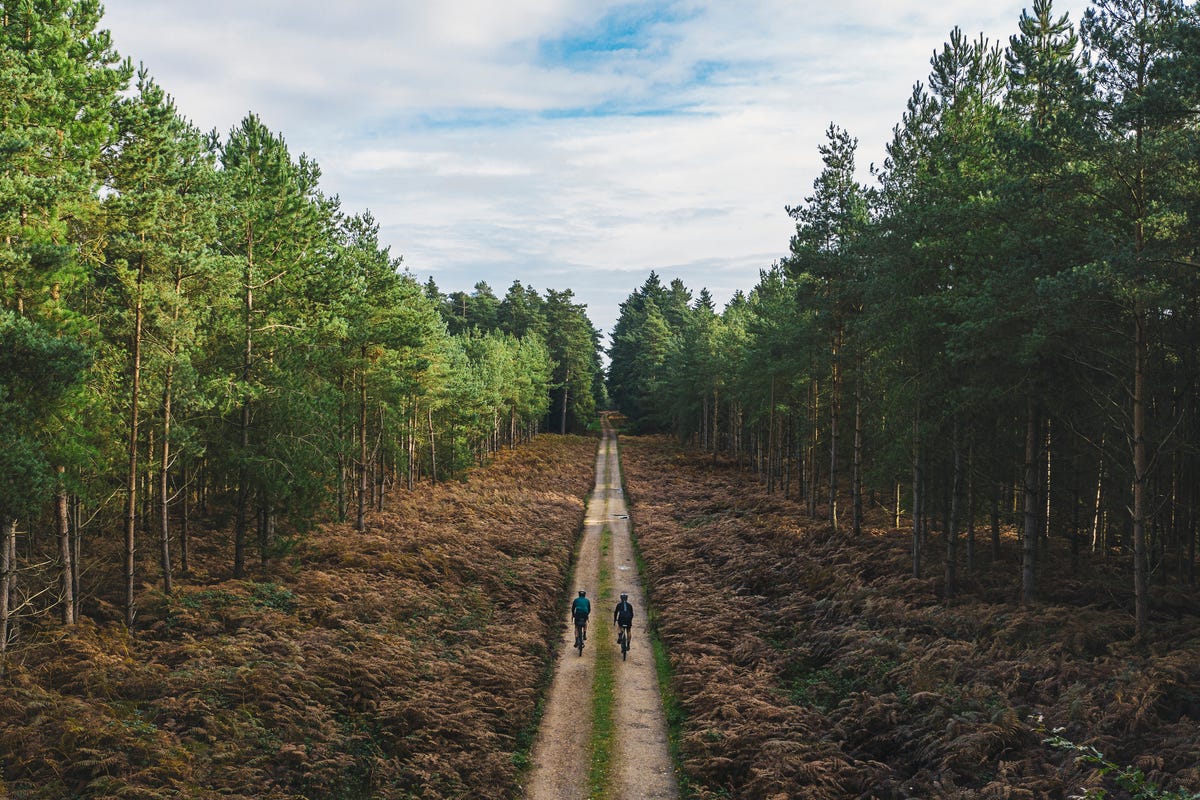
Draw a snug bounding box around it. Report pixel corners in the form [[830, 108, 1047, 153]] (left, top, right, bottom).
[[249, 582, 297, 613], [1044, 726, 1200, 800]]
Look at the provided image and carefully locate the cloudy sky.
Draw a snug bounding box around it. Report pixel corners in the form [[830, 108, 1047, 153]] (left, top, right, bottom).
[[99, 0, 1090, 339]]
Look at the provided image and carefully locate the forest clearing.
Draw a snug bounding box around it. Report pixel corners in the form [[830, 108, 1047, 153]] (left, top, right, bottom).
[[3, 429, 1198, 799], [6, 0, 1200, 797]]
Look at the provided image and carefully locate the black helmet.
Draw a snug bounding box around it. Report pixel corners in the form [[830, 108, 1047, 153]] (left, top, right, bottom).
[[578, 590, 586, 597], [620, 592, 628, 599]]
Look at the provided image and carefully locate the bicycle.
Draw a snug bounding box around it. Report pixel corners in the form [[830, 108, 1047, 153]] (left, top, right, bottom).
[[574, 617, 588, 656], [617, 623, 631, 660]]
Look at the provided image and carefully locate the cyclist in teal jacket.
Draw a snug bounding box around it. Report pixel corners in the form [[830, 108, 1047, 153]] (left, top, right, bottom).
[[571, 590, 591, 644]]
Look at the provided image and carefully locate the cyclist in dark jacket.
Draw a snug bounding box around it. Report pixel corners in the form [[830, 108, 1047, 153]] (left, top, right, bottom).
[[613, 592, 634, 644]]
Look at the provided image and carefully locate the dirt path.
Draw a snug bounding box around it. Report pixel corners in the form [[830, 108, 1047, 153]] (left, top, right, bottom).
[[524, 420, 678, 800]]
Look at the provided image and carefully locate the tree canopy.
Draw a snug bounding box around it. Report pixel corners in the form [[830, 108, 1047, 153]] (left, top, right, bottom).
[[0, 0, 603, 647], [606, 0, 1200, 640]]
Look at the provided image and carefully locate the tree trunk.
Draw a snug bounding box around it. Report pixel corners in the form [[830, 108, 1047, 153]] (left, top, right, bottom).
[[376, 455, 385, 512], [180, 462, 190, 575], [809, 381, 820, 518], [1132, 304, 1149, 638], [911, 405, 922, 578], [493, 408, 500, 457], [377, 405, 387, 512], [158, 261, 188, 595], [1044, 419, 1053, 546], [1, 517, 16, 663], [124, 252, 145, 627], [337, 371, 347, 522], [71, 495, 82, 620], [828, 331, 840, 528], [1188, 508, 1196, 586], [712, 388, 720, 463], [1070, 456, 1082, 575], [945, 420, 961, 599], [357, 355, 367, 532], [894, 482, 902, 529], [258, 497, 275, 568], [991, 488, 1002, 562], [559, 365, 570, 435], [234, 398, 250, 578], [784, 413, 793, 499], [408, 403, 417, 490], [1021, 397, 1039, 605], [56, 467, 75, 625], [852, 368, 863, 536], [159, 365, 174, 596], [767, 375, 776, 494], [966, 445, 975, 574], [428, 405, 437, 484], [234, 237, 254, 579]]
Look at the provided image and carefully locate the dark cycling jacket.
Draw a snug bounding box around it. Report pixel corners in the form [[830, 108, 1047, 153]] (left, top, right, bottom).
[[613, 600, 634, 626], [571, 596, 591, 619]]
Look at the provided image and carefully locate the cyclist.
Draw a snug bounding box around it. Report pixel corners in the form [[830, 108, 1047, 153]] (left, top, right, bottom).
[[571, 590, 591, 646], [613, 592, 634, 646]]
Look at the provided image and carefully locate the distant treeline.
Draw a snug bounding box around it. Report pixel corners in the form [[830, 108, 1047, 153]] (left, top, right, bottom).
[[607, 0, 1200, 639], [0, 2, 604, 650]]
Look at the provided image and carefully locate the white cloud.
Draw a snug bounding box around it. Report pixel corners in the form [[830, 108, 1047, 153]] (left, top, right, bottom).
[[100, 0, 1093, 337]]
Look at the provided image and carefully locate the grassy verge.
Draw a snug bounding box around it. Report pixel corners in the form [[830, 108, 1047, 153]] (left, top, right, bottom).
[[588, 525, 617, 799]]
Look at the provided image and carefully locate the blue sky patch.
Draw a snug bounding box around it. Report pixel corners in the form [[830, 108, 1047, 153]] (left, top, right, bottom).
[[408, 100, 709, 132], [415, 108, 532, 131], [540, 101, 707, 120], [537, 1, 693, 68]]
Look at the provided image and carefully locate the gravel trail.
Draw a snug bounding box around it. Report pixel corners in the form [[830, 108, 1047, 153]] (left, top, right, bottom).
[[524, 419, 678, 800]]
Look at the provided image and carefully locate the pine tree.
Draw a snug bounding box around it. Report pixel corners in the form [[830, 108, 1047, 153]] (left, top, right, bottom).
[[544, 289, 600, 434], [1080, 0, 1197, 638], [217, 114, 328, 576], [785, 123, 870, 530], [0, 312, 89, 658], [608, 273, 679, 432], [497, 280, 547, 340], [1, 0, 129, 631], [998, 0, 1095, 604]]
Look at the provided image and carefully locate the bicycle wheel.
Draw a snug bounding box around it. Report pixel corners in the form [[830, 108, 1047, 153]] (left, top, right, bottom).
[[576, 625, 585, 656]]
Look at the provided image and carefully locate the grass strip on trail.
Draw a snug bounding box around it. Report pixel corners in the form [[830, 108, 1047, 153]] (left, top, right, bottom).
[[588, 525, 616, 799]]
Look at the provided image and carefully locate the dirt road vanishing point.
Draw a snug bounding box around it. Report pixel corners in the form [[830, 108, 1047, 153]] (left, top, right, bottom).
[[523, 419, 679, 800]]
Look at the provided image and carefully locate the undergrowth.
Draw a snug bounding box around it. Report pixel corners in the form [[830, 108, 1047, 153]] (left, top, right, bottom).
[[621, 435, 1200, 800], [0, 435, 598, 800], [1044, 726, 1200, 800]]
